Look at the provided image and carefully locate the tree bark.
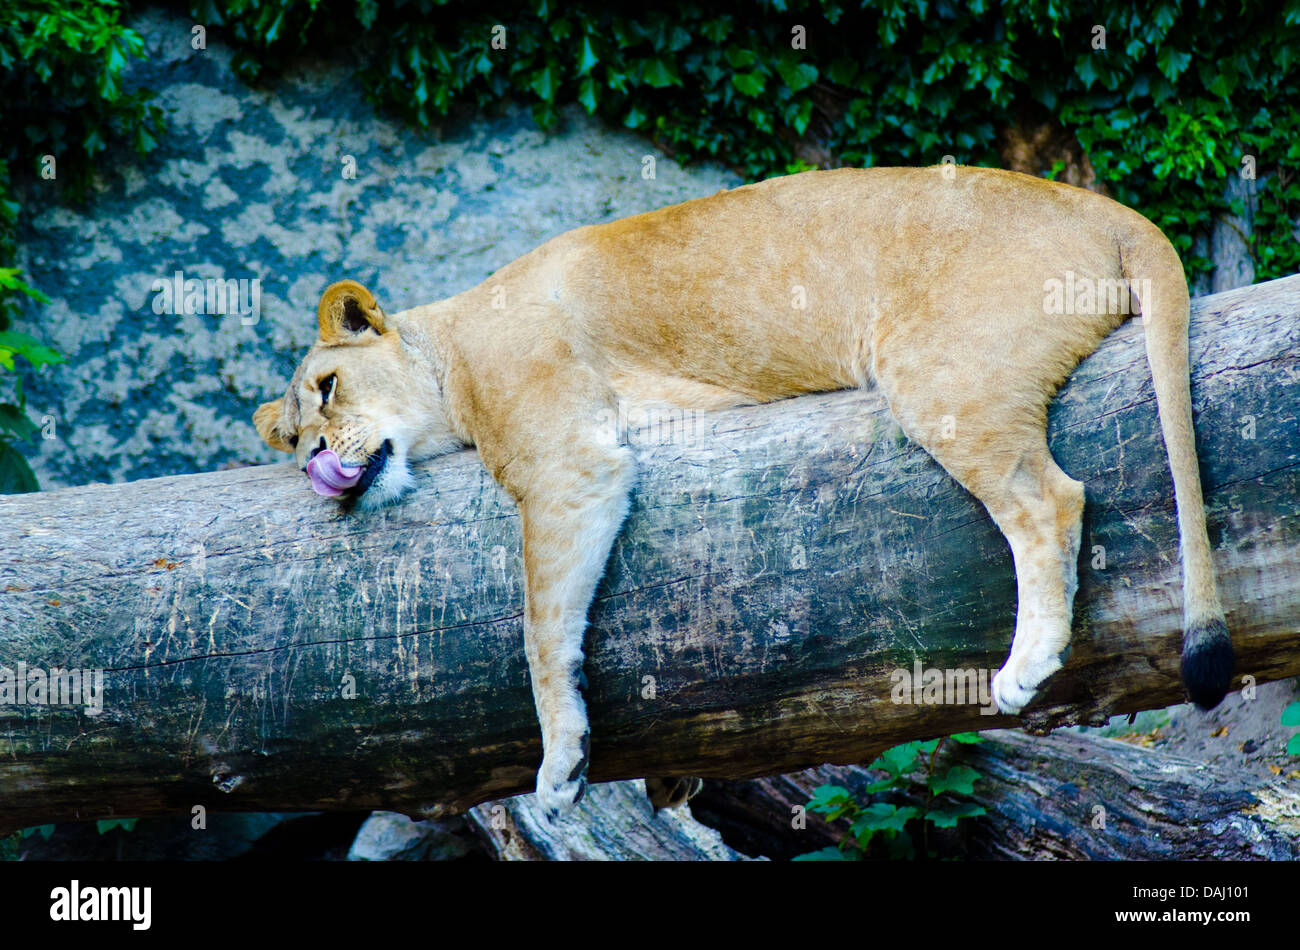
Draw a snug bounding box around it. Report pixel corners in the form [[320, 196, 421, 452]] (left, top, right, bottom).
[[1, 275, 1298, 833], [464, 780, 752, 860]]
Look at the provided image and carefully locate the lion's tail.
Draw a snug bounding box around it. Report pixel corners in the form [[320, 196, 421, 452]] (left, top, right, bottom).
[[1119, 221, 1233, 708]]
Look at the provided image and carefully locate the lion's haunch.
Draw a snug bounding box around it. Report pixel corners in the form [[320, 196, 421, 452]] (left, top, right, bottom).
[[306, 450, 362, 497]]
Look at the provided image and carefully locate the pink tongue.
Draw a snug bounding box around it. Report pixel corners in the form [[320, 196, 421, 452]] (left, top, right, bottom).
[[307, 449, 363, 497]]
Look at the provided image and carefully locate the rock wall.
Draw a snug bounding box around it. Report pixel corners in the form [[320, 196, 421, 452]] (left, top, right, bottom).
[[11, 7, 738, 490]]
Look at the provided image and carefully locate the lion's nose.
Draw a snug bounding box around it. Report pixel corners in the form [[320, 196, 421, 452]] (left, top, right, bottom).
[[308, 436, 327, 461]]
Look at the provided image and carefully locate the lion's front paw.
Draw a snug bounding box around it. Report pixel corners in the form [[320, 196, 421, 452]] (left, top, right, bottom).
[[992, 647, 1063, 716], [535, 731, 590, 821]]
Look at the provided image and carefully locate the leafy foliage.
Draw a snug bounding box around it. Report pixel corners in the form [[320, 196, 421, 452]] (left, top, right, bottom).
[[0, 0, 160, 491], [0, 274, 63, 492], [795, 732, 987, 860], [189, 0, 1300, 281], [0, 823, 55, 861], [96, 817, 139, 833], [1, 818, 137, 860], [0, 0, 162, 205]]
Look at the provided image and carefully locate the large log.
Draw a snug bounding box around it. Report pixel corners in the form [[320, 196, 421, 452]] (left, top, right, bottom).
[[1, 276, 1298, 832]]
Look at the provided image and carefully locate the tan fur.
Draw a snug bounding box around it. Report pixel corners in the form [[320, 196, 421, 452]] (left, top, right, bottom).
[[255, 166, 1227, 816]]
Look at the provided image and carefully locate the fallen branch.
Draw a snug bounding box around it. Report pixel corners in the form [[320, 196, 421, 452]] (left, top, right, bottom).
[[694, 730, 1300, 860], [1, 276, 1298, 832], [950, 730, 1300, 860]]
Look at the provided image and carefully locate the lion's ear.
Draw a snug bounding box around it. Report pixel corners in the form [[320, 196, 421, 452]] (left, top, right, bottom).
[[318, 279, 387, 343], [254, 398, 293, 453]]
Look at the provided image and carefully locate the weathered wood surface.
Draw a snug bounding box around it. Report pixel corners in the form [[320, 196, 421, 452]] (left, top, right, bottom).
[[464, 780, 751, 861], [1, 275, 1298, 832], [951, 731, 1300, 859], [694, 731, 1300, 860]]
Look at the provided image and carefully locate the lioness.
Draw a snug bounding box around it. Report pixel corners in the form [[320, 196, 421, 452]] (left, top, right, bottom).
[[255, 166, 1234, 817]]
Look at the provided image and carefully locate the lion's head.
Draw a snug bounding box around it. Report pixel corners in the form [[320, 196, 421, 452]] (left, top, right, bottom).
[[254, 280, 464, 508]]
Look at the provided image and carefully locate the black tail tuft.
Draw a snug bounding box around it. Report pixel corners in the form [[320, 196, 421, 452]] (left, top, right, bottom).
[[1180, 617, 1234, 709]]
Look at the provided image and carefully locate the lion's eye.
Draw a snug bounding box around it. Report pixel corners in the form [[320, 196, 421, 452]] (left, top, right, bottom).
[[319, 373, 337, 405], [288, 434, 299, 449]]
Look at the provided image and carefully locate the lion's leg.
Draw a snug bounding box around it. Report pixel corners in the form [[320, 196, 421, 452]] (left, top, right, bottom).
[[979, 450, 1085, 714], [514, 439, 635, 818], [872, 353, 1085, 715]]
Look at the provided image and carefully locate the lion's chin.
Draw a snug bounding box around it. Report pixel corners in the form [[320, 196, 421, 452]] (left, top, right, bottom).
[[348, 440, 414, 510]]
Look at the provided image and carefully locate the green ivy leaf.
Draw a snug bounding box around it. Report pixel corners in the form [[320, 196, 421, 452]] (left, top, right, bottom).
[[806, 783, 858, 821], [929, 764, 981, 796], [807, 784, 851, 809], [576, 35, 598, 76], [732, 71, 765, 96], [775, 58, 818, 92], [0, 270, 52, 306], [577, 76, 599, 113], [530, 63, 561, 102], [609, 19, 642, 48], [96, 818, 138, 834], [549, 17, 573, 42], [0, 441, 39, 494], [1281, 702, 1300, 727], [531, 101, 557, 130], [1157, 47, 1192, 81], [725, 46, 756, 69], [926, 800, 986, 829], [869, 741, 921, 776], [0, 403, 38, 441], [851, 802, 919, 836], [792, 845, 857, 861], [700, 16, 733, 44], [789, 99, 813, 135], [862, 775, 901, 794], [641, 56, 681, 88], [428, 45, 452, 76], [827, 57, 858, 85], [1076, 54, 1100, 88]]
